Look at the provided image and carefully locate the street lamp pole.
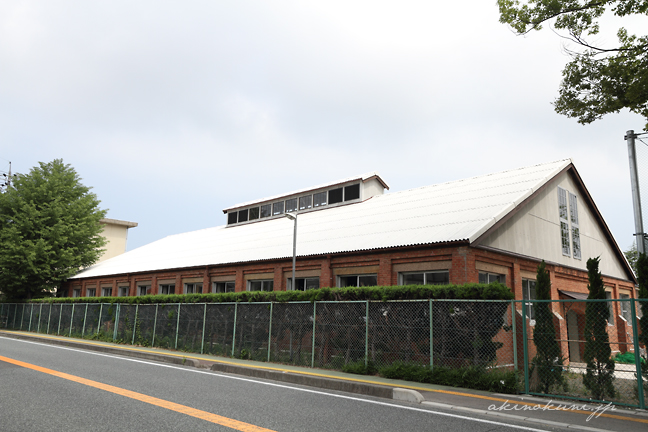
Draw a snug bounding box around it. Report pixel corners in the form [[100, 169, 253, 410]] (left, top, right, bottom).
[[285, 213, 297, 290]]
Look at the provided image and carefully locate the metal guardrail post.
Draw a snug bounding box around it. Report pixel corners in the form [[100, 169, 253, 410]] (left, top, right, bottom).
[[267, 302, 273, 362], [311, 302, 317, 368], [152, 304, 158, 347], [82, 303, 89, 337], [69, 304, 75, 337], [175, 303, 181, 350], [231, 303, 238, 357], [201, 303, 207, 355], [630, 299, 645, 409], [132, 304, 139, 345], [511, 300, 518, 371]]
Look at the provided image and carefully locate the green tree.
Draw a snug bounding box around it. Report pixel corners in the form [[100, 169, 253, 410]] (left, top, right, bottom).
[[0, 159, 107, 301], [498, 0, 648, 129], [582, 256, 616, 400], [624, 242, 638, 276], [530, 261, 566, 393]]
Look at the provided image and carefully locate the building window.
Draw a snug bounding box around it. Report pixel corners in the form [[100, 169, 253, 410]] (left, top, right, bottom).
[[329, 187, 343, 204], [299, 195, 312, 210], [478, 272, 506, 285], [72, 289, 81, 298], [228, 212, 237, 225], [249, 207, 260, 220], [344, 184, 360, 201], [238, 209, 249, 223], [522, 279, 537, 320], [569, 192, 581, 260], [101, 287, 113, 297], [159, 284, 175, 295], [286, 198, 297, 212], [137, 286, 150, 296], [273, 201, 284, 215], [184, 283, 202, 294], [400, 271, 449, 286], [260, 204, 271, 218], [118, 286, 129, 297], [619, 293, 632, 324], [287, 277, 320, 291], [213, 281, 235, 293], [313, 192, 327, 207], [558, 187, 571, 257], [86, 288, 96, 297], [248, 280, 273, 292], [338, 274, 377, 287]]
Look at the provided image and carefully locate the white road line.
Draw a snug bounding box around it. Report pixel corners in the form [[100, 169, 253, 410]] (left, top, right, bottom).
[[1, 336, 552, 432]]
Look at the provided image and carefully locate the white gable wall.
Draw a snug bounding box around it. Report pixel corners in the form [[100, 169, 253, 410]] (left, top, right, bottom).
[[479, 171, 628, 280]]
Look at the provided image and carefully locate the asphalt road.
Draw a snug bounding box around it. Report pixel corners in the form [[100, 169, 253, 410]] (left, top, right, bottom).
[[0, 336, 569, 432]]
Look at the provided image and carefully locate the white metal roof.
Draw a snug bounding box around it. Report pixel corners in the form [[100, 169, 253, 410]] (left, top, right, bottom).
[[72, 160, 572, 279]]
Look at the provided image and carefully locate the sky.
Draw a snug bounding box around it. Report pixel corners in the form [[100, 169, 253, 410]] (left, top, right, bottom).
[[0, 1, 645, 254]]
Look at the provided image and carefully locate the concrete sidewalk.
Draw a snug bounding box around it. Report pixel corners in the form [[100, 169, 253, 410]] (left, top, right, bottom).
[[2, 330, 647, 432]]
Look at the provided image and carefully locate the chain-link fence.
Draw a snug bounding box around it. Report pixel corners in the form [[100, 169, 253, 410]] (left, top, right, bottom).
[[0, 299, 645, 408]]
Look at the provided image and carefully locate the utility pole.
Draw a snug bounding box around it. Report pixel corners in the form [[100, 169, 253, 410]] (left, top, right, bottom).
[[626, 130, 648, 254]]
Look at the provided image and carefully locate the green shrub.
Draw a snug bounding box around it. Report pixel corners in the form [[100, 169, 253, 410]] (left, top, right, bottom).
[[341, 361, 377, 375]]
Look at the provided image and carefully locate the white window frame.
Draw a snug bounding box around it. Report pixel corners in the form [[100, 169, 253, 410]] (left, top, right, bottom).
[[137, 285, 150, 296], [478, 272, 506, 285], [287, 277, 320, 291], [619, 293, 632, 325], [118, 286, 129, 297], [184, 283, 203, 294], [247, 280, 274, 292], [159, 284, 175, 295], [213, 281, 235, 293], [337, 274, 377, 288], [399, 270, 449, 286], [522, 279, 537, 321], [72, 289, 81, 298], [86, 288, 96, 297], [101, 287, 113, 297]]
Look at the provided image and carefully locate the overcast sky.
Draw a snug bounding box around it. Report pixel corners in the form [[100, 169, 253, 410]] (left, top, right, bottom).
[[1, 1, 645, 254]]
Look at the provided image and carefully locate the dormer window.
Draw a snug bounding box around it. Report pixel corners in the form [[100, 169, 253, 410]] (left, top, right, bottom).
[[224, 173, 388, 226]]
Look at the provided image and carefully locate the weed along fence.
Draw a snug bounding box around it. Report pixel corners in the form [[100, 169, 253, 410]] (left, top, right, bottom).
[[0, 298, 646, 409]]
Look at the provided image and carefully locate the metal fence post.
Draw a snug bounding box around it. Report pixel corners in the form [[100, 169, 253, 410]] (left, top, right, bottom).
[[82, 303, 89, 338], [57, 304, 63, 335], [365, 300, 369, 367], [511, 300, 518, 371], [231, 302, 238, 357], [152, 304, 158, 347], [69, 304, 75, 337], [47, 303, 52, 334], [113, 303, 120, 342], [201, 303, 207, 355], [311, 301, 317, 368], [267, 302, 273, 362], [132, 304, 139, 345], [630, 299, 645, 409], [97, 304, 103, 336], [28, 304, 34, 332], [175, 303, 181, 350], [37, 303, 43, 333], [429, 299, 433, 368], [13, 304, 18, 329], [521, 300, 530, 394]]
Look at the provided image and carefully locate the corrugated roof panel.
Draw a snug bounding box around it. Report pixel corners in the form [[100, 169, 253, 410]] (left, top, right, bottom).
[[72, 159, 571, 279]]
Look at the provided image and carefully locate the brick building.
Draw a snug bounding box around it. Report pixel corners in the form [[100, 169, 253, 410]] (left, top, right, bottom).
[[63, 159, 636, 327]]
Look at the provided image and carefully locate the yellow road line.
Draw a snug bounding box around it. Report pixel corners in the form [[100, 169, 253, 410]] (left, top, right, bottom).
[[0, 354, 276, 432], [4, 331, 648, 424]]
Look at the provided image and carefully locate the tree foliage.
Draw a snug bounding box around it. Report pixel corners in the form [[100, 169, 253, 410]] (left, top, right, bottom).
[[530, 261, 566, 393], [0, 160, 107, 301], [624, 241, 638, 276], [582, 256, 616, 400], [498, 0, 648, 128]]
